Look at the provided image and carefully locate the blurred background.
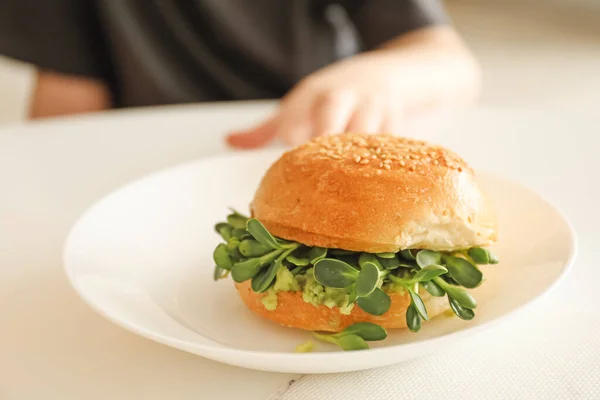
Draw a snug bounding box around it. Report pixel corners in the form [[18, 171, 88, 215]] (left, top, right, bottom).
[[0, 0, 599, 125]]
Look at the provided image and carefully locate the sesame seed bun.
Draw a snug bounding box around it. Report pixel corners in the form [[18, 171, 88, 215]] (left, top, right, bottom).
[[251, 133, 497, 253], [235, 281, 450, 332]]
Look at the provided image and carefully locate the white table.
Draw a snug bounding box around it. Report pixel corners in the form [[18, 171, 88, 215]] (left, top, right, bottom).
[[1, 103, 598, 399]]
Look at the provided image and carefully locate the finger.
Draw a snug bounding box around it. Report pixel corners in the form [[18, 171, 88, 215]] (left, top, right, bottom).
[[278, 115, 313, 147], [276, 89, 316, 146], [312, 90, 357, 137], [226, 116, 278, 149], [346, 97, 383, 133]]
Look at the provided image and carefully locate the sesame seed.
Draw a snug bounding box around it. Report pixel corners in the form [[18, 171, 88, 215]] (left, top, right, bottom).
[[376, 169, 382, 175], [383, 164, 391, 170], [308, 133, 468, 173]]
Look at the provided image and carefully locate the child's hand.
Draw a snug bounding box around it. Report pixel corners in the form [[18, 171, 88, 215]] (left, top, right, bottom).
[[226, 26, 480, 149]]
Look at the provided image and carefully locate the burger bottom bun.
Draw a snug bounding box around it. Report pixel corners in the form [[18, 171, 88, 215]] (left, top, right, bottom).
[[234, 281, 450, 332]]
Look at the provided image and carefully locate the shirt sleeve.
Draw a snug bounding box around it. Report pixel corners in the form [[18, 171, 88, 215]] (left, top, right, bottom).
[[0, 0, 112, 81], [347, 0, 450, 50]]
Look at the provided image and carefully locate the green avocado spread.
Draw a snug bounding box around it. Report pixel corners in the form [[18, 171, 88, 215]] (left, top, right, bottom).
[[260, 267, 355, 314]]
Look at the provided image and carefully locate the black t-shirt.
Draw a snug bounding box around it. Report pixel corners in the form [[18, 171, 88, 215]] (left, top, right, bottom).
[[0, 0, 447, 107]]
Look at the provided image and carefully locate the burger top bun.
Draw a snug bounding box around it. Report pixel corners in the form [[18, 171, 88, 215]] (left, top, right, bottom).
[[251, 133, 497, 253]]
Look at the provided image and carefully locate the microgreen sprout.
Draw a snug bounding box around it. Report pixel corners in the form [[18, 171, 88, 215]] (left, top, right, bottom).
[[212, 209, 498, 344]]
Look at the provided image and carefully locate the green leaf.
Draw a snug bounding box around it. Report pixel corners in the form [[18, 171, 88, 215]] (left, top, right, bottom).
[[449, 297, 475, 320], [329, 249, 356, 256], [226, 237, 241, 256], [379, 256, 400, 270], [409, 289, 429, 321], [444, 256, 483, 288], [358, 253, 383, 270], [228, 208, 249, 219], [387, 273, 408, 286], [213, 243, 233, 270], [214, 223, 233, 241], [258, 249, 284, 266], [406, 304, 422, 332], [252, 249, 295, 293], [246, 219, 281, 249], [400, 249, 417, 260], [214, 222, 229, 233], [421, 280, 445, 297], [287, 255, 310, 267], [232, 228, 251, 240], [355, 262, 380, 298], [313, 332, 370, 351], [290, 265, 306, 276], [313, 332, 339, 345], [348, 286, 358, 304], [467, 247, 490, 264], [238, 240, 271, 257], [356, 288, 391, 316], [434, 277, 477, 309], [376, 252, 397, 259], [412, 265, 448, 282], [276, 238, 295, 246], [307, 247, 327, 264], [448, 288, 477, 309], [227, 214, 248, 229], [213, 265, 227, 281], [231, 258, 262, 282], [398, 261, 417, 270], [337, 334, 369, 351], [416, 250, 442, 268], [313, 322, 387, 351], [313, 258, 359, 288], [341, 322, 387, 341], [335, 254, 360, 269], [251, 268, 269, 292]]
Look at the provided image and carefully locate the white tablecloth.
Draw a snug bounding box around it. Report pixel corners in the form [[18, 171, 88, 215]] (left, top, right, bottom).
[[276, 297, 600, 399], [1, 104, 598, 399]]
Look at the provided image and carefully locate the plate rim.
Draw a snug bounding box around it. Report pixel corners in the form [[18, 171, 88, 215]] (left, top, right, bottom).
[[63, 149, 578, 372]]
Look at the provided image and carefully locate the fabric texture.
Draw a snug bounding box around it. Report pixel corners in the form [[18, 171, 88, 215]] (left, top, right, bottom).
[[0, 0, 447, 107], [270, 290, 600, 400]]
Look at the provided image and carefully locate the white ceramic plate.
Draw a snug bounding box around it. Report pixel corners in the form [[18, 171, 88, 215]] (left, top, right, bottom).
[[63, 149, 576, 374]]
